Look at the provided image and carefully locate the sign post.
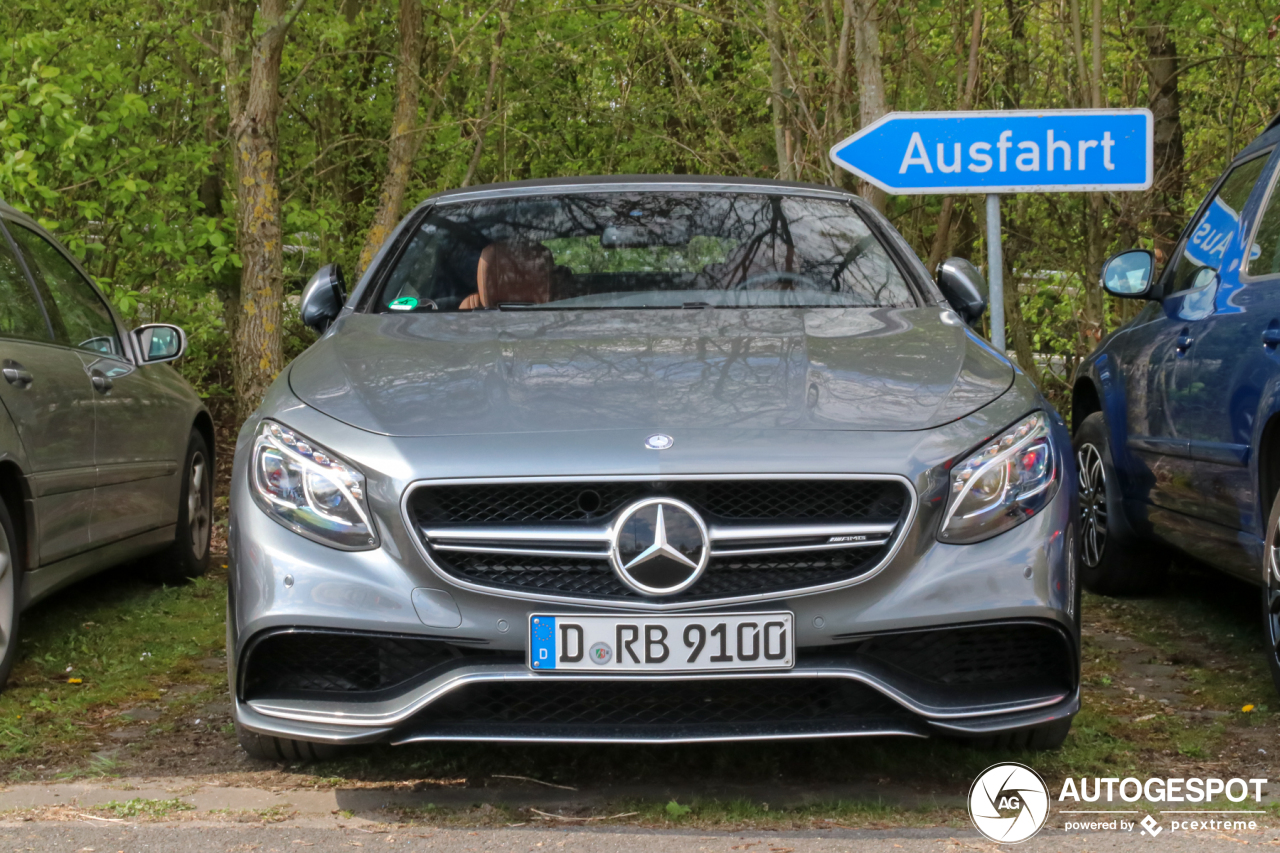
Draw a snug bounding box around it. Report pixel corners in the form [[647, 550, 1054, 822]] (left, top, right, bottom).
[[829, 109, 1154, 353], [985, 193, 1004, 351]]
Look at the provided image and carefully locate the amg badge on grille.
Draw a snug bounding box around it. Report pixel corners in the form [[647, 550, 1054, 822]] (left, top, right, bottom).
[[609, 498, 709, 595]]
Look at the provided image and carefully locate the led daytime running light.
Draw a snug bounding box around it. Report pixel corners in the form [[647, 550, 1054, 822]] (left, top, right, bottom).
[[250, 421, 377, 550], [938, 411, 1058, 544]]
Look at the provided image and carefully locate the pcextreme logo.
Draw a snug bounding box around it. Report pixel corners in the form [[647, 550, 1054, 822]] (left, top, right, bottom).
[[968, 763, 1051, 843]]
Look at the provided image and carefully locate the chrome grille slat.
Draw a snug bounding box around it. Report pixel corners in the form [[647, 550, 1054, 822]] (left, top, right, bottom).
[[402, 475, 915, 608]]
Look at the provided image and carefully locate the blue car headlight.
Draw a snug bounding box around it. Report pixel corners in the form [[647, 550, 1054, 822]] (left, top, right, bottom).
[[250, 421, 378, 550], [938, 411, 1059, 544]]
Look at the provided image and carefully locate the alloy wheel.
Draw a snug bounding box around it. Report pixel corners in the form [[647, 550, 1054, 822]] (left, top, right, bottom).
[[1267, 513, 1280, 666], [188, 451, 211, 560], [1077, 443, 1108, 568], [0, 522, 12, 669]]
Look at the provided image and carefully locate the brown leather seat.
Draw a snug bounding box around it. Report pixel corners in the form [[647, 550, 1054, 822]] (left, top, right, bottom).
[[460, 241, 554, 310]]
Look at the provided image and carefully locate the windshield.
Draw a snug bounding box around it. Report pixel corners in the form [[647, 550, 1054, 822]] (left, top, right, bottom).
[[373, 192, 916, 312]]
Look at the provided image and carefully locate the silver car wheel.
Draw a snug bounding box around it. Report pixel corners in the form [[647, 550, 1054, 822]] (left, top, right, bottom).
[[1077, 443, 1108, 569], [1267, 507, 1280, 661], [0, 523, 13, 669], [188, 451, 211, 561]]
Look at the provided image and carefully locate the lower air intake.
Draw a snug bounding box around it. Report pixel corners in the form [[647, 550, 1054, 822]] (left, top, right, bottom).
[[402, 677, 921, 741]]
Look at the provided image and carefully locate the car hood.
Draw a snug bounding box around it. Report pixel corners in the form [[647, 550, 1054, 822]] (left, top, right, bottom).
[[288, 307, 1013, 436]]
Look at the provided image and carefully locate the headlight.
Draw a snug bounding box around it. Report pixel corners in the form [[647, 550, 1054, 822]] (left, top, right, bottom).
[[937, 411, 1058, 544], [250, 421, 378, 550]]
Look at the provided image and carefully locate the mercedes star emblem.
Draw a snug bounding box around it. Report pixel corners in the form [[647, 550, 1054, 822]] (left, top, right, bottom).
[[609, 497, 709, 595], [644, 434, 674, 450]]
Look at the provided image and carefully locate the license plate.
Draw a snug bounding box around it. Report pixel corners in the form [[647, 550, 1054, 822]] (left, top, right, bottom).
[[528, 612, 794, 672]]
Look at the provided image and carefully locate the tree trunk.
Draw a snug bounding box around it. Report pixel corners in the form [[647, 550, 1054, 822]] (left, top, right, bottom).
[[926, 3, 981, 273], [461, 0, 511, 188], [1083, 0, 1106, 344], [852, 0, 888, 212], [226, 0, 302, 422], [996, 0, 1041, 385], [1068, 0, 1088, 106], [358, 0, 425, 276], [1145, 10, 1184, 264], [766, 0, 793, 181]]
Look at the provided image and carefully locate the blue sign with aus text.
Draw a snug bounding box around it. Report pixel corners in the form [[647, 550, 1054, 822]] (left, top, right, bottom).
[[829, 109, 1153, 195]]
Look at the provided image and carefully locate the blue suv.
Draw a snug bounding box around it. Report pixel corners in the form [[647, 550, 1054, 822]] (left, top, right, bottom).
[[1073, 116, 1280, 691]]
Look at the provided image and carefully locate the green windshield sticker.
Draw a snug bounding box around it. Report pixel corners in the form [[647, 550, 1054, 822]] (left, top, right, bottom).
[[388, 296, 419, 311]]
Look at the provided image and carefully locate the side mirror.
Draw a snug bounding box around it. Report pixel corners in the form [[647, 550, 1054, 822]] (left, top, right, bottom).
[[133, 324, 187, 364], [936, 257, 989, 325], [1101, 249, 1155, 299], [300, 264, 347, 333]]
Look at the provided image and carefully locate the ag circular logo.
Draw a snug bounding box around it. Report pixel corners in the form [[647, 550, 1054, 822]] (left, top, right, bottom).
[[968, 762, 1050, 844], [609, 497, 709, 596], [588, 642, 612, 665]]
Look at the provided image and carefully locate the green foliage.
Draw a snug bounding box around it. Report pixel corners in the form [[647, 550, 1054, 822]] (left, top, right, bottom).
[[2, 0, 1276, 409], [664, 799, 693, 819]]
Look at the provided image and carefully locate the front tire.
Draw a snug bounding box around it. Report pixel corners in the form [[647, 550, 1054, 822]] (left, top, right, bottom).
[[146, 429, 213, 584], [0, 499, 21, 692], [1073, 412, 1167, 595]]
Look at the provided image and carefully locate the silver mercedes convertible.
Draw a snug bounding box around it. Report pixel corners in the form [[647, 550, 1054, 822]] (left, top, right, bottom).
[[226, 176, 1079, 760]]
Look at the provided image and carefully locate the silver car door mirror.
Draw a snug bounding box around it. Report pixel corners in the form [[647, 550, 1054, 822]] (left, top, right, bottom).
[[301, 264, 347, 333], [936, 257, 988, 325], [132, 324, 187, 363], [1101, 249, 1156, 299]]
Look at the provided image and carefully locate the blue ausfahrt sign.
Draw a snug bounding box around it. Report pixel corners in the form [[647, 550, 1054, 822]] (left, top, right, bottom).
[[829, 109, 1153, 195]]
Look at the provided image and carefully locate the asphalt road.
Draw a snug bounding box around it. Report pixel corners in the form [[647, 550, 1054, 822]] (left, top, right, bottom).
[[4, 822, 1279, 852]]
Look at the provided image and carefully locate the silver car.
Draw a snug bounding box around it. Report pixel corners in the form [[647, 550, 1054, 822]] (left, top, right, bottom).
[[0, 202, 213, 690], [227, 177, 1078, 760]]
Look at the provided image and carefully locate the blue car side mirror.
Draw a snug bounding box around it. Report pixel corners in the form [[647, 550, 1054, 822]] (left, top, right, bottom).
[[300, 264, 347, 333], [1101, 249, 1156, 299], [936, 257, 988, 325]]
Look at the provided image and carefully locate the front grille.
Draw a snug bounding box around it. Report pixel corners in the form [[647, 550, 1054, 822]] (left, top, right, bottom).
[[409, 478, 910, 603], [412, 479, 905, 525], [438, 548, 888, 602], [826, 622, 1076, 690], [239, 630, 510, 699], [409, 677, 915, 738]]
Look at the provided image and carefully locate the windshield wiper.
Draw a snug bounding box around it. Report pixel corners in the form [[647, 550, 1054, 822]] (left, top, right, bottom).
[[682, 301, 713, 309]]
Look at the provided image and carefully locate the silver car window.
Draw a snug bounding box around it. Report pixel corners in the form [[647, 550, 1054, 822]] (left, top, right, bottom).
[[9, 224, 122, 357], [375, 193, 916, 312]]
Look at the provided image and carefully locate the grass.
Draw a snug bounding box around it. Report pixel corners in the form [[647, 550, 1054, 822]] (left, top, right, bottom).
[[95, 797, 195, 819], [0, 562, 228, 771], [388, 797, 966, 830]]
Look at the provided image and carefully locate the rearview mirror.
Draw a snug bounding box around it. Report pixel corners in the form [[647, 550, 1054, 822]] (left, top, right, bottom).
[[1101, 249, 1155, 299], [936, 257, 988, 325], [133, 324, 187, 364], [300, 264, 347, 333]]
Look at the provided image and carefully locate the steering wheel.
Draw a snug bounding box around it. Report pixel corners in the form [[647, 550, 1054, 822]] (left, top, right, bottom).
[[732, 271, 815, 291]]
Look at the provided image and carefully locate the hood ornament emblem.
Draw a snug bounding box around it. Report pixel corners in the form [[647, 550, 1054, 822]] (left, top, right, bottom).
[[609, 498, 709, 596], [644, 433, 674, 450]]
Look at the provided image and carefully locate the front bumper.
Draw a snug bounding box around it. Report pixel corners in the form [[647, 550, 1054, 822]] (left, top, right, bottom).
[[228, 393, 1079, 746], [231, 618, 1079, 745]]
